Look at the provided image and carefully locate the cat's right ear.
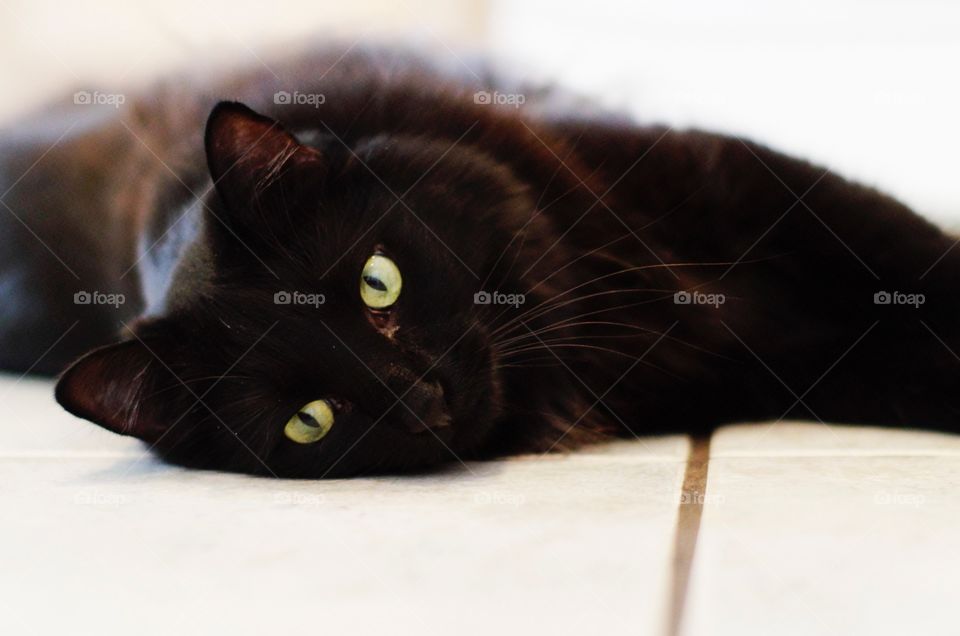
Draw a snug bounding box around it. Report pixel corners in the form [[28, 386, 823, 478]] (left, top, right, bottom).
[[204, 101, 324, 236], [55, 339, 170, 442]]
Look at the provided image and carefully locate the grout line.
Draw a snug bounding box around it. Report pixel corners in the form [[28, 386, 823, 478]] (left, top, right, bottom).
[[666, 434, 712, 636]]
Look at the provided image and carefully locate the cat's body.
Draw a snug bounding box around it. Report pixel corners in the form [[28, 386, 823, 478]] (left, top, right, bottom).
[[2, 46, 959, 476]]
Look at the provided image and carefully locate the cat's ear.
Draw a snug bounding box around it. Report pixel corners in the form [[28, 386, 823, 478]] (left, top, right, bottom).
[[204, 101, 324, 231], [55, 339, 170, 442]]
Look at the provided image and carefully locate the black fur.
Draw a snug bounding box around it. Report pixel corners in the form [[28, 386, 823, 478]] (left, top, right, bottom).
[[2, 47, 959, 477]]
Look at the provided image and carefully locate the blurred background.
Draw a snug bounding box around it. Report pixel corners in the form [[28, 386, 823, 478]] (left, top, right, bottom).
[[1, 0, 957, 223]]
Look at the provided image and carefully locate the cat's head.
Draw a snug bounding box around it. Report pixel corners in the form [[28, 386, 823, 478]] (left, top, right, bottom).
[[55, 101, 557, 477]]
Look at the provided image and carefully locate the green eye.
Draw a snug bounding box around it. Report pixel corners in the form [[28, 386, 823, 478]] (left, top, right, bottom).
[[360, 254, 402, 309], [284, 399, 335, 444]]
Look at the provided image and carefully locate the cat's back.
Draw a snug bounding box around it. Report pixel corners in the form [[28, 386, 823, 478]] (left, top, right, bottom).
[[0, 44, 613, 375]]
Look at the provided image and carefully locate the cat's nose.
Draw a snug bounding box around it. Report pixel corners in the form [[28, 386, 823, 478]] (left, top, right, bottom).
[[401, 380, 451, 433], [391, 375, 451, 434]]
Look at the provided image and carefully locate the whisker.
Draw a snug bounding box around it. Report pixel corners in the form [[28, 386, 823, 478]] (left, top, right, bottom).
[[493, 254, 785, 339], [497, 342, 683, 380], [495, 311, 730, 360], [497, 319, 655, 346], [494, 286, 677, 337], [491, 262, 708, 336]]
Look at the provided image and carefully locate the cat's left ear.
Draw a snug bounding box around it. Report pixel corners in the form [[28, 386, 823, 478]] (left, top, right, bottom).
[[55, 339, 173, 442], [204, 102, 325, 242]]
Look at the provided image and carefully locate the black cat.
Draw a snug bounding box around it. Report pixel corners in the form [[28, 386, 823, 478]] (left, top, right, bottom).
[[1, 47, 957, 477]]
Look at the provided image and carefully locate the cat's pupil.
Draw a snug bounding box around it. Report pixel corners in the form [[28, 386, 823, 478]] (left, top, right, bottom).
[[363, 275, 387, 292], [296, 412, 321, 429]]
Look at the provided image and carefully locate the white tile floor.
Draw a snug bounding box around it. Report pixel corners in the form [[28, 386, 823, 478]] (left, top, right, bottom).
[[687, 424, 960, 636], [2, 374, 959, 635], [0, 374, 687, 636]]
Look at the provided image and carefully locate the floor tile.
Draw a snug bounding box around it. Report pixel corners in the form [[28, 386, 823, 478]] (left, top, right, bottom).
[[711, 421, 960, 457], [0, 372, 689, 636], [684, 454, 960, 635]]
